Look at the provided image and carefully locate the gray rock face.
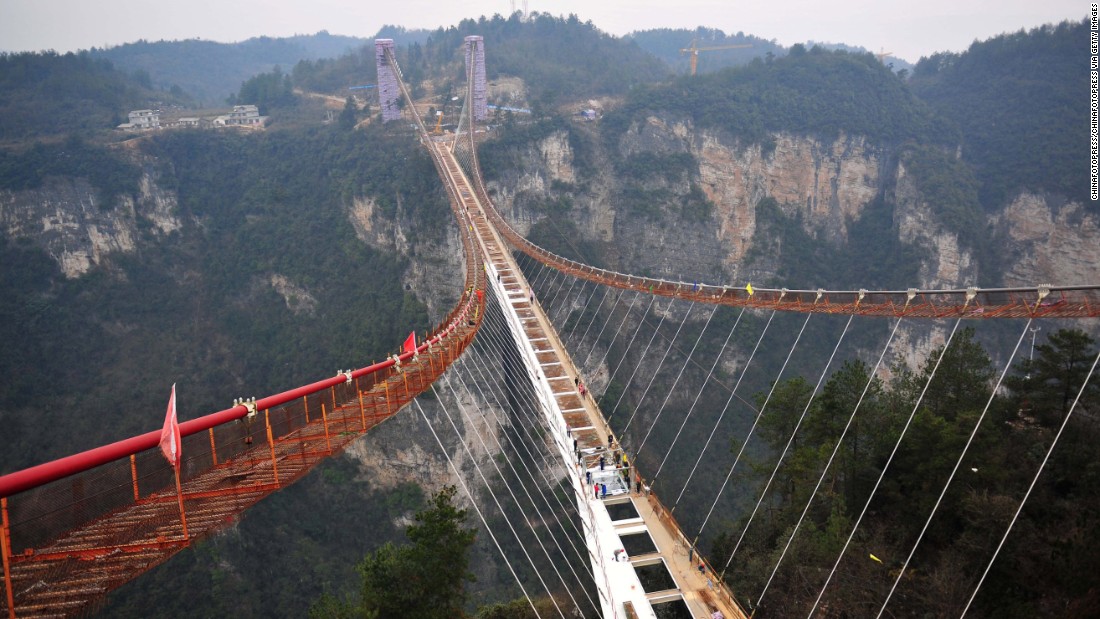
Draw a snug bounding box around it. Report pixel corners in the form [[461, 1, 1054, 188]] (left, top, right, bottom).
[[0, 164, 180, 278], [487, 117, 1098, 291]]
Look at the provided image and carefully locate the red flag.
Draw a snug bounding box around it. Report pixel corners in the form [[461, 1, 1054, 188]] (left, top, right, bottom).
[[403, 331, 416, 355], [159, 384, 181, 469]]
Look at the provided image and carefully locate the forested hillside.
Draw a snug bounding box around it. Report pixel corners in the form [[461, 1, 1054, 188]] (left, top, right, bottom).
[[294, 14, 669, 109], [92, 31, 367, 105], [909, 20, 1087, 207], [604, 44, 954, 149], [0, 51, 191, 139], [0, 123, 449, 472], [627, 27, 785, 74], [710, 328, 1100, 617]]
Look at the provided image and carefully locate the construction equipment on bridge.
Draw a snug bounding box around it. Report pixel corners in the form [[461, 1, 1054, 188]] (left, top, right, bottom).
[[679, 39, 753, 75]]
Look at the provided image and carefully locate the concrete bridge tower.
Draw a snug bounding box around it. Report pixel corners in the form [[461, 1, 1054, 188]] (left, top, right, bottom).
[[464, 36, 488, 121]]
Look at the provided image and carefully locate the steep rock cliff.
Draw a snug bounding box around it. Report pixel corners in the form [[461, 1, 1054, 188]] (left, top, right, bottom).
[[487, 116, 1097, 291], [0, 165, 180, 278], [994, 192, 1100, 286], [348, 194, 465, 323]]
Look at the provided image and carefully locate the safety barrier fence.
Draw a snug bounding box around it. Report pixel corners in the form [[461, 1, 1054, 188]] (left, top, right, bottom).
[[0, 281, 484, 618], [640, 479, 748, 618], [487, 207, 1100, 318], [2, 325, 481, 617]]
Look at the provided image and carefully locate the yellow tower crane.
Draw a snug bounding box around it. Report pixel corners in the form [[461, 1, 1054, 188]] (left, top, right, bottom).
[[679, 39, 753, 75]]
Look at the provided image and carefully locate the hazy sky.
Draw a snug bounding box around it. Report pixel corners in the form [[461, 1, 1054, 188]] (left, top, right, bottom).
[[0, 0, 1086, 63]]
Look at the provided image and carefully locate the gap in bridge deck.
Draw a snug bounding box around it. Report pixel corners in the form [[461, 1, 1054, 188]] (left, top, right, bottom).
[[605, 501, 640, 522], [619, 531, 658, 557], [635, 561, 678, 594], [652, 599, 694, 619]]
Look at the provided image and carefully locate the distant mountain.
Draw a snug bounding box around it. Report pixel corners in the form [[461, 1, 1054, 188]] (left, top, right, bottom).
[[626, 27, 914, 76], [803, 40, 915, 74], [627, 27, 786, 74], [605, 44, 952, 147], [294, 13, 670, 109], [373, 25, 435, 47], [91, 31, 368, 105]]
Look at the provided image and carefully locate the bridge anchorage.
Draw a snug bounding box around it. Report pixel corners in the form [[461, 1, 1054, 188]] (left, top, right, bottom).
[[2, 35, 1098, 619]]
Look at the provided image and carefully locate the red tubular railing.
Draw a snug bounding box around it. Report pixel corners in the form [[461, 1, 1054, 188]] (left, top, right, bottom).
[[0, 318, 471, 501]]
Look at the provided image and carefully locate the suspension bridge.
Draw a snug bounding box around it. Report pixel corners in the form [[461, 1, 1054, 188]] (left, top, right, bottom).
[[2, 36, 1099, 619]]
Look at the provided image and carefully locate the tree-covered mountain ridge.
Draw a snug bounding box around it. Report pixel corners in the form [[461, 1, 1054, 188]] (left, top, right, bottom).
[[480, 21, 1097, 295]]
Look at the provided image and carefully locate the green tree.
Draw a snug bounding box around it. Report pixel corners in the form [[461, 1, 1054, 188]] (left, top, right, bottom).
[[1006, 328, 1099, 426], [313, 485, 477, 619], [754, 376, 815, 510], [235, 66, 296, 113], [474, 597, 559, 619], [339, 96, 359, 130], [808, 359, 890, 509]]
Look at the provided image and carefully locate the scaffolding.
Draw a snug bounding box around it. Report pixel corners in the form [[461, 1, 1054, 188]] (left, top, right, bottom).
[[375, 39, 401, 122], [464, 36, 488, 122]]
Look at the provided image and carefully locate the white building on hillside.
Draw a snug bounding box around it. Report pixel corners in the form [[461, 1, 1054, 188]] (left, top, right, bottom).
[[226, 105, 265, 126], [118, 109, 160, 131]]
